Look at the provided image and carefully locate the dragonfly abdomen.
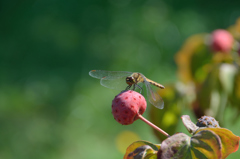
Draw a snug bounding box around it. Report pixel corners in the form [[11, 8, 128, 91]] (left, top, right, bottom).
[[147, 79, 165, 89]]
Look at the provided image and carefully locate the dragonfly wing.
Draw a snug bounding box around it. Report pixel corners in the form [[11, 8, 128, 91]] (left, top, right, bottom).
[[148, 90, 164, 109], [89, 70, 133, 90], [100, 76, 128, 90], [89, 70, 132, 79], [142, 75, 164, 109]]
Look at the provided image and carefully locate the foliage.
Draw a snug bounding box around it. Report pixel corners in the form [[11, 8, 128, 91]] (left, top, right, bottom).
[[124, 115, 239, 159], [150, 18, 240, 144], [175, 18, 240, 122], [124, 17, 240, 159]]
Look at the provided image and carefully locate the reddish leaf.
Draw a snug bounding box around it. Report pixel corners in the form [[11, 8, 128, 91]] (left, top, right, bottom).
[[158, 130, 223, 159], [195, 128, 240, 158], [158, 133, 191, 159], [124, 140, 160, 159], [191, 129, 222, 159]]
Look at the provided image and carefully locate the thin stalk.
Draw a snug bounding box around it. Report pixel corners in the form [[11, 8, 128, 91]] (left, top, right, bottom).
[[137, 114, 170, 137]]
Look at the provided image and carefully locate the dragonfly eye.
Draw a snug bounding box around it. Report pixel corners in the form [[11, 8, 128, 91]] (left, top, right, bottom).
[[126, 77, 135, 85]]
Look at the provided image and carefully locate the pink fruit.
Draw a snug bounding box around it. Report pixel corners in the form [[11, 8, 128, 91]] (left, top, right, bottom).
[[112, 90, 147, 125], [211, 29, 234, 53]]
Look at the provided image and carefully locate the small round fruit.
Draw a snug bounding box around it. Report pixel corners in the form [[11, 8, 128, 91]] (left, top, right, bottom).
[[112, 90, 147, 125], [196, 116, 220, 128], [210, 29, 234, 53]]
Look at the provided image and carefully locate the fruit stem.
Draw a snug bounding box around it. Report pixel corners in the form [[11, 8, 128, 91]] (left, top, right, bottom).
[[137, 114, 170, 137]]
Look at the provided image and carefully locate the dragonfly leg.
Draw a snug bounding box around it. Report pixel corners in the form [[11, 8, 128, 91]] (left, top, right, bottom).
[[136, 84, 144, 94], [132, 84, 136, 90], [125, 85, 132, 90]]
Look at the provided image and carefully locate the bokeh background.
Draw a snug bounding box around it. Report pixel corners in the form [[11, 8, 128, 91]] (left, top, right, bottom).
[[0, 0, 240, 158]]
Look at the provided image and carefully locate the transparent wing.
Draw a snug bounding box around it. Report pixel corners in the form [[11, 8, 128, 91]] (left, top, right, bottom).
[[89, 70, 133, 79], [141, 74, 164, 109], [89, 70, 133, 90], [100, 76, 128, 90]]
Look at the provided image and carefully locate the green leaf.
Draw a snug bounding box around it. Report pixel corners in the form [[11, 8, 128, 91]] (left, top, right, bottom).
[[190, 44, 212, 84], [124, 140, 160, 159], [229, 70, 240, 117], [191, 64, 222, 119]]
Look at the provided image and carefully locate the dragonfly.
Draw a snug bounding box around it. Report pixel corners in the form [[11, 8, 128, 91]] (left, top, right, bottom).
[[89, 70, 165, 109]]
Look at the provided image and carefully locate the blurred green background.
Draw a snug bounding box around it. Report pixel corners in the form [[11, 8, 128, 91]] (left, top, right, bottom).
[[0, 0, 240, 158]]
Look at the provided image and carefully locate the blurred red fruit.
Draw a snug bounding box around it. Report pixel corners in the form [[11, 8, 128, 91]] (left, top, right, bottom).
[[112, 90, 147, 125], [211, 29, 234, 53]]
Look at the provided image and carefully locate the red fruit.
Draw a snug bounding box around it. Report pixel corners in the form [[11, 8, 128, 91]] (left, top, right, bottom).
[[112, 90, 147, 125], [211, 29, 234, 53]]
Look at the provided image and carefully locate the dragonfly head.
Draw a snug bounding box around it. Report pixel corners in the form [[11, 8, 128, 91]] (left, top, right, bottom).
[[126, 76, 135, 86]]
